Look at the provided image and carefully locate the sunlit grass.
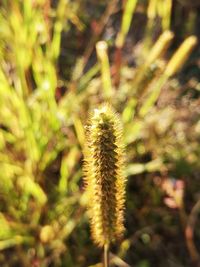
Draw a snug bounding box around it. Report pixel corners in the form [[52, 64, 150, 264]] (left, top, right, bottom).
[[0, 0, 199, 266]]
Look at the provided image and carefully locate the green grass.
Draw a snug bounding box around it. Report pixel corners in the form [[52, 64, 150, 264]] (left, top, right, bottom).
[[0, 1, 200, 266]]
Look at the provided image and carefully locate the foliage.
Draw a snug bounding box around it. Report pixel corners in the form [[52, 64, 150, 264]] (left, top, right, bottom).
[[0, 0, 200, 266]]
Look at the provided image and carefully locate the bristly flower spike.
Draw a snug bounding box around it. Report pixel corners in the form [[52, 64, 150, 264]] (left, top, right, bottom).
[[83, 104, 126, 248]]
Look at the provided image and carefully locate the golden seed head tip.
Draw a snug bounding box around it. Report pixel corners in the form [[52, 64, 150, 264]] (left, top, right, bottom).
[[83, 104, 126, 247]]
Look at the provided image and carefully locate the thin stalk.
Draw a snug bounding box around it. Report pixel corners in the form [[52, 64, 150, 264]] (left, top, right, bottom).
[[104, 243, 109, 267], [116, 0, 138, 48], [96, 41, 113, 99], [81, 0, 118, 74]]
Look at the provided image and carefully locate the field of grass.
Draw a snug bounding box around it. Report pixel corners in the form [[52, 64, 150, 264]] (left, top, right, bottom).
[[0, 1, 200, 266]]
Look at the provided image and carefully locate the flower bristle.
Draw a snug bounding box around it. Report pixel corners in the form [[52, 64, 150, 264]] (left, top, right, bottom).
[[83, 104, 126, 247]]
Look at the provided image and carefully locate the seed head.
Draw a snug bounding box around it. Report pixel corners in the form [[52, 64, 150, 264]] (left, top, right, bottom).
[[83, 104, 126, 247]]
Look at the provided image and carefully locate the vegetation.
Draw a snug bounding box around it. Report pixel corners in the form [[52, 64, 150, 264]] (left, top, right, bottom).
[[0, 0, 200, 266]]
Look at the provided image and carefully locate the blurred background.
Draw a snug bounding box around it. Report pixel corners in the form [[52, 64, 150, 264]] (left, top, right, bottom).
[[0, 0, 200, 266]]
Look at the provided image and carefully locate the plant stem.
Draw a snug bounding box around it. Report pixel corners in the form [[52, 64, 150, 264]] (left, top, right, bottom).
[[104, 243, 109, 267]]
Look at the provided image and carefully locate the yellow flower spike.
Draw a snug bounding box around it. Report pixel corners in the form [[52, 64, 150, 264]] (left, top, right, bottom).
[[165, 36, 197, 77], [83, 104, 126, 248]]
